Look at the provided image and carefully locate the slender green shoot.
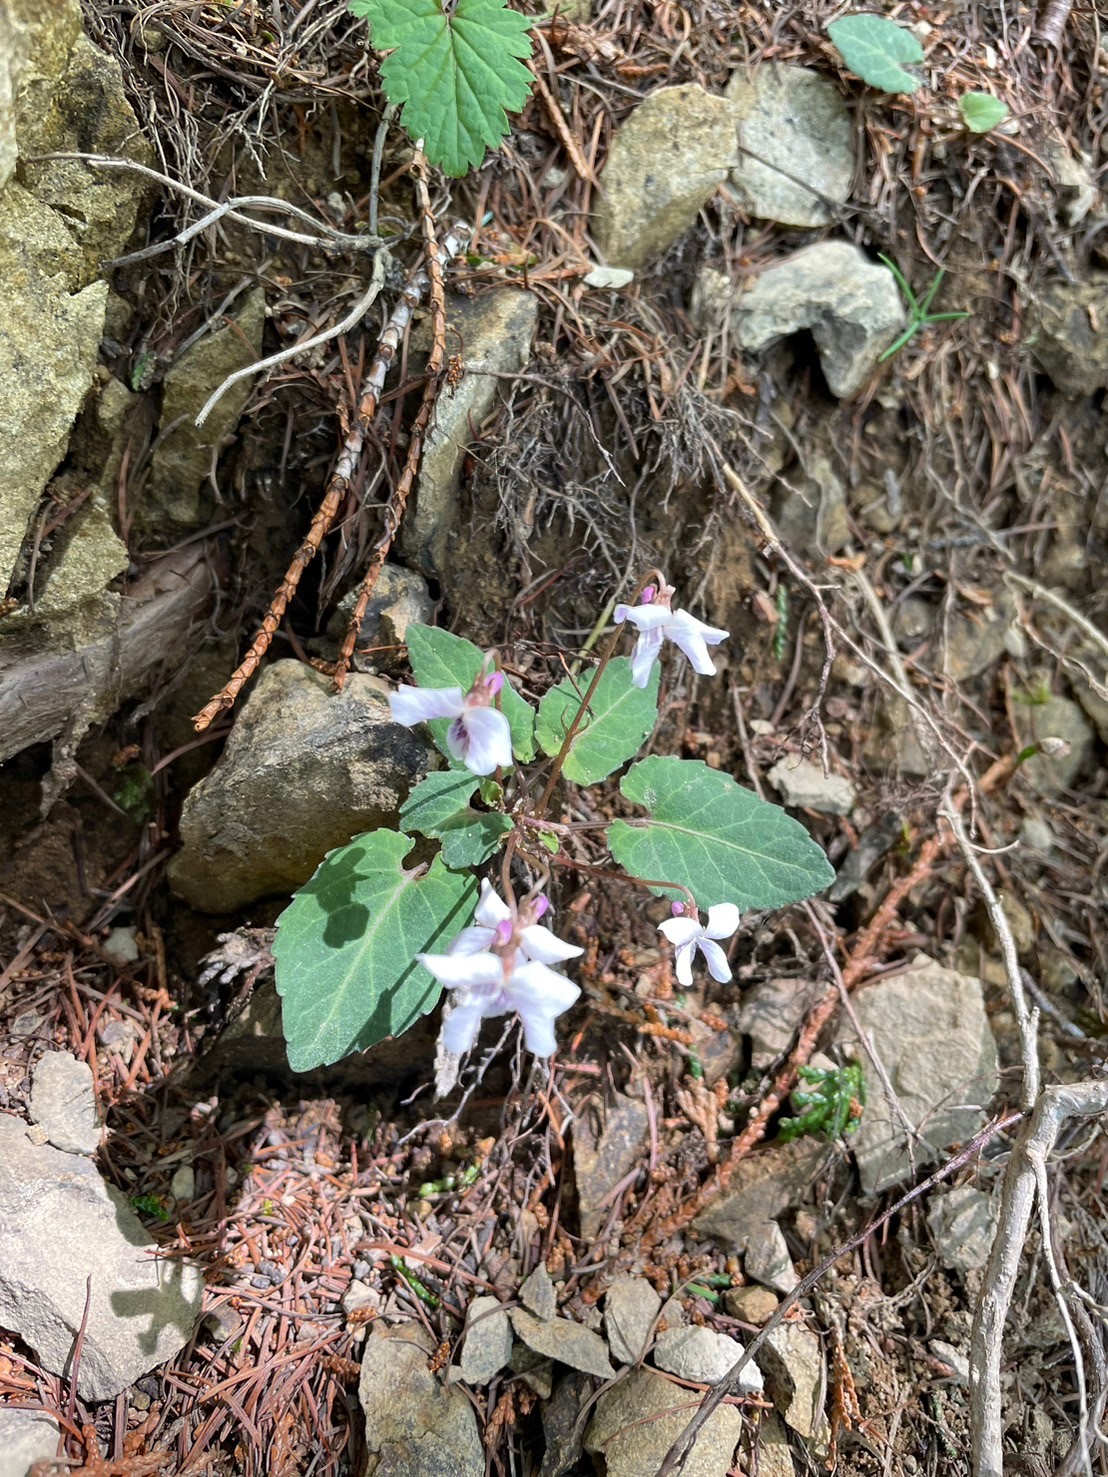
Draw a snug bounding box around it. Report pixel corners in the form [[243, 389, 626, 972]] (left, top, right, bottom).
[[878, 255, 971, 363]]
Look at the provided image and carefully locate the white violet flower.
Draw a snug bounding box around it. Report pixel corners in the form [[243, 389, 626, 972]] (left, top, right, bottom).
[[658, 901, 740, 986], [614, 579, 729, 689], [389, 668, 512, 776], [419, 881, 583, 1057]]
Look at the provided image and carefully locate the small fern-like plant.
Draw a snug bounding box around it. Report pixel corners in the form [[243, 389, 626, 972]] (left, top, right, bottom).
[[351, 0, 534, 177]]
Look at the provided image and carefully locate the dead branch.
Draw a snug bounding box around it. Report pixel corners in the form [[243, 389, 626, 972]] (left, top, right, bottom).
[[943, 803, 1104, 1477], [968, 1079, 1108, 1477], [332, 144, 450, 690], [30, 153, 379, 257], [1035, 0, 1074, 46], [0, 543, 219, 764], [194, 255, 387, 427], [191, 219, 469, 732]]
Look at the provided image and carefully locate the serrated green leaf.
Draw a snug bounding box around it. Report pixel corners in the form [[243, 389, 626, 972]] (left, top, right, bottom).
[[273, 829, 477, 1070], [405, 623, 536, 764], [826, 14, 923, 93], [400, 771, 513, 868], [536, 657, 660, 785], [608, 756, 835, 912], [350, 0, 534, 177], [958, 91, 1008, 133]]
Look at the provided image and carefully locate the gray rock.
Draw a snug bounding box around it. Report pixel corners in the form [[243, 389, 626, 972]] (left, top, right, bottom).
[[0, 214, 107, 590], [520, 1264, 557, 1321], [539, 1372, 590, 1477], [1070, 652, 1108, 746], [169, 660, 437, 912], [1026, 276, 1108, 394], [0, 1408, 61, 1476], [1019, 815, 1056, 854], [29, 1052, 100, 1155], [746, 1411, 796, 1477], [726, 65, 855, 227], [511, 1309, 615, 1379], [574, 1092, 650, 1239], [593, 85, 736, 270], [695, 1139, 825, 1247], [837, 953, 998, 1193], [943, 590, 1017, 682], [926, 1184, 997, 1272], [459, 1295, 512, 1384], [723, 1284, 779, 1325], [1014, 692, 1094, 796], [30, 496, 130, 626], [509, 1342, 554, 1397], [767, 758, 855, 816], [893, 597, 934, 649], [585, 1368, 743, 1477], [0, 1115, 203, 1401], [653, 1325, 763, 1393], [693, 244, 905, 398], [604, 1276, 661, 1364], [102, 926, 140, 965], [148, 288, 265, 529], [402, 290, 538, 576], [169, 1164, 195, 1202], [772, 449, 850, 558], [342, 1278, 382, 1317], [743, 1220, 798, 1295], [739, 977, 822, 1071], [359, 1320, 484, 1477], [0, 0, 150, 590], [326, 563, 434, 655], [760, 1323, 829, 1445]]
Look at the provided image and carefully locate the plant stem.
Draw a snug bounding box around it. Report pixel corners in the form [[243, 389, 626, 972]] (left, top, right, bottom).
[[532, 569, 662, 820]]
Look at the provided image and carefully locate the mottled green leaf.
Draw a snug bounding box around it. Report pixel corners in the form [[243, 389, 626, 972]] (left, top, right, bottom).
[[274, 829, 476, 1070], [400, 771, 512, 869], [536, 657, 659, 785], [827, 14, 923, 93], [608, 756, 835, 911]]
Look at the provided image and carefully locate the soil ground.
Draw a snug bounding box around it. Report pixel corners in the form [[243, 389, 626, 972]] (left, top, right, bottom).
[[1, 1, 1106, 1474]]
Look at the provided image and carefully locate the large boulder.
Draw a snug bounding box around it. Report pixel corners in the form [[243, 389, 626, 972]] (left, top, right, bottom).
[[169, 660, 438, 912]]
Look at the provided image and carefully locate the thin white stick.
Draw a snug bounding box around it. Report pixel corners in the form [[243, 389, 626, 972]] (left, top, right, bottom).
[[30, 152, 380, 254], [1006, 570, 1108, 664], [194, 252, 388, 427]]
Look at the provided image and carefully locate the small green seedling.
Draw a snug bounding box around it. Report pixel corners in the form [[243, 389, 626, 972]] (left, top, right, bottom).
[[390, 1253, 441, 1308], [780, 1062, 866, 1142], [826, 14, 923, 94], [878, 255, 971, 362], [959, 92, 1009, 134]]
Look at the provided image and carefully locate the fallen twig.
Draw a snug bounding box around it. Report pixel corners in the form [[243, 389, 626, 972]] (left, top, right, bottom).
[[332, 144, 450, 690], [192, 216, 469, 731]]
